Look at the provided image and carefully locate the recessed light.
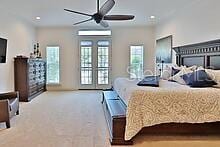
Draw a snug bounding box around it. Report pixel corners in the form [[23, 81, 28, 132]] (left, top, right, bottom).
[[150, 15, 155, 19], [36, 16, 41, 20]]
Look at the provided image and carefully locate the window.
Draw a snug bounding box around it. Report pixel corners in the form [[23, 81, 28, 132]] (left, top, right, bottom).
[[46, 46, 60, 84], [130, 45, 144, 79], [78, 30, 111, 36]]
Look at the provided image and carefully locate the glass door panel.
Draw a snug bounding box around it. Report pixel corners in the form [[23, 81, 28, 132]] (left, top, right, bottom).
[[80, 41, 94, 88], [97, 41, 109, 86]]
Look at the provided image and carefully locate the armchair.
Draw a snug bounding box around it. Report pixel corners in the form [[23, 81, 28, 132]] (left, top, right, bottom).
[[0, 92, 19, 128]]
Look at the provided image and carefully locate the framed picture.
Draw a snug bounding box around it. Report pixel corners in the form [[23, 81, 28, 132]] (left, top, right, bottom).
[[156, 35, 172, 63]]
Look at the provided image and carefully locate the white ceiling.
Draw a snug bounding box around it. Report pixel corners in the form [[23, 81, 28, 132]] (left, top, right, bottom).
[[0, 0, 199, 27]]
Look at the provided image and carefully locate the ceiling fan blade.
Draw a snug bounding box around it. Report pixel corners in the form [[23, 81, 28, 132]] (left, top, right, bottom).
[[104, 15, 135, 21], [100, 21, 109, 28], [64, 9, 92, 17], [99, 0, 115, 16], [73, 18, 93, 25]]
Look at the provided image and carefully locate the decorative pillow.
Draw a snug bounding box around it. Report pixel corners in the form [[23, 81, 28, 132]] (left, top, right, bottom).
[[161, 64, 182, 80], [169, 66, 193, 85], [137, 76, 160, 87], [181, 70, 217, 88], [187, 65, 197, 71], [197, 66, 205, 71], [205, 69, 220, 88], [171, 67, 181, 76]]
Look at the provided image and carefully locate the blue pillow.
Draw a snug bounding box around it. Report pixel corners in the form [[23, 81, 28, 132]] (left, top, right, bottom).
[[181, 70, 217, 88], [137, 76, 160, 87]]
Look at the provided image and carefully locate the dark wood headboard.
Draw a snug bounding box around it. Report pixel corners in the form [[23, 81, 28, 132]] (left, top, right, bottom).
[[173, 39, 220, 70]]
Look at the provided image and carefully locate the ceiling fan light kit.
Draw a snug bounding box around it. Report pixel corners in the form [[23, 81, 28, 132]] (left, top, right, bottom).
[[64, 0, 135, 28]]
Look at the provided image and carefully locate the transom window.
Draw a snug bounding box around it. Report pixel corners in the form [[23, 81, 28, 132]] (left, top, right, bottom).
[[78, 30, 111, 36]]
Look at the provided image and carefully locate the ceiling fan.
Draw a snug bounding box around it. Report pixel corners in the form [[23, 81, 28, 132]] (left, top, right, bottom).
[[64, 0, 135, 28]]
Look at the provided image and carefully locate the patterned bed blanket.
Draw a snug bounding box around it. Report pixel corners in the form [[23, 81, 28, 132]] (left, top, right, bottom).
[[113, 78, 220, 140]]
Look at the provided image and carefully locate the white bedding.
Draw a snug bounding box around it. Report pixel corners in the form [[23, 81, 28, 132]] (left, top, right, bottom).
[[113, 77, 220, 140], [113, 77, 191, 105]]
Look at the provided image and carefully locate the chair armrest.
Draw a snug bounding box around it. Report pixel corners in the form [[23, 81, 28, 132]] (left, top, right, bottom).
[[0, 99, 10, 120], [0, 92, 19, 100]]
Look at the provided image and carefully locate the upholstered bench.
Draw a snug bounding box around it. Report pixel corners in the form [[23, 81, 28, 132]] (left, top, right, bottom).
[[102, 90, 133, 145]]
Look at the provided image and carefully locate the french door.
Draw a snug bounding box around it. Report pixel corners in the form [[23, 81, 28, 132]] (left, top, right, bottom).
[[79, 38, 111, 89]]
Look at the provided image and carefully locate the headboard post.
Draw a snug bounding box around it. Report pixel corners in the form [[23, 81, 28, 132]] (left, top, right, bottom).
[[174, 47, 181, 66], [207, 56, 210, 67]]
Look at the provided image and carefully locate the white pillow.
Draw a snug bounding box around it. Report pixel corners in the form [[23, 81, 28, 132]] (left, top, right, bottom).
[[161, 65, 197, 81], [161, 64, 182, 80], [161, 69, 171, 80], [187, 65, 197, 71], [169, 66, 193, 85], [197, 66, 205, 70], [205, 69, 220, 88]]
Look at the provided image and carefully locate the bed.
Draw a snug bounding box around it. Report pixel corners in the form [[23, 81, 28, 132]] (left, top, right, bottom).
[[114, 78, 220, 141], [102, 39, 220, 145]]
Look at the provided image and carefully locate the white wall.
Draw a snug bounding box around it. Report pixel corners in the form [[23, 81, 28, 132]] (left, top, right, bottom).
[[37, 26, 155, 90], [156, 0, 220, 48], [111, 26, 155, 79], [0, 13, 36, 92], [37, 27, 77, 90]]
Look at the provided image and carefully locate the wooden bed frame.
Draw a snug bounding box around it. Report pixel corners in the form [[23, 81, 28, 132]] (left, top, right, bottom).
[[102, 39, 220, 145]]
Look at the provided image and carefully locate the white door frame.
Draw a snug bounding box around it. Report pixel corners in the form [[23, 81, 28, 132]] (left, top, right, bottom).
[[78, 36, 112, 89]]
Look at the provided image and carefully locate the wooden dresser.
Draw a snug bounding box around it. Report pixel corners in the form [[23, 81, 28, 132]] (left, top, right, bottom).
[[14, 57, 46, 102]]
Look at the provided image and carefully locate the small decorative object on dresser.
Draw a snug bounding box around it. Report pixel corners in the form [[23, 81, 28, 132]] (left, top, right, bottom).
[[33, 43, 42, 58], [14, 56, 46, 102]]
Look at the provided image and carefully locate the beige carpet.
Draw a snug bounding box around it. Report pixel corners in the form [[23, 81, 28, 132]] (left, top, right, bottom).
[[0, 91, 220, 147]]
